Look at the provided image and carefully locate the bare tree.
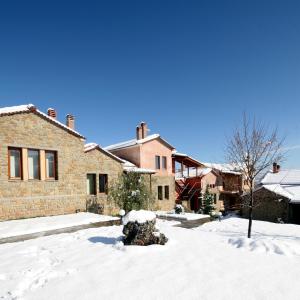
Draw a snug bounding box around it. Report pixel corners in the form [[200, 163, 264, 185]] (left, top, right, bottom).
[[226, 114, 284, 238]]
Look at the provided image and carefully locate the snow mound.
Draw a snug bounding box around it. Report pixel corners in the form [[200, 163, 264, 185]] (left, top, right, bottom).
[[122, 210, 156, 225], [228, 237, 300, 256]]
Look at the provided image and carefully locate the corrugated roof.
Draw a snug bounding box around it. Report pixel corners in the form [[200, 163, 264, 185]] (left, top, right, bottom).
[[0, 104, 85, 139]]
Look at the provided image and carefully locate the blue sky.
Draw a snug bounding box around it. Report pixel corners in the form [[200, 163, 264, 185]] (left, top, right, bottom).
[[0, 0, 300, 167]]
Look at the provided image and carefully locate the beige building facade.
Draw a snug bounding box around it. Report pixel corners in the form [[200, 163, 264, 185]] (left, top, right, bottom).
[[104, 122, 176, 211], [0, 105, 123, 220]]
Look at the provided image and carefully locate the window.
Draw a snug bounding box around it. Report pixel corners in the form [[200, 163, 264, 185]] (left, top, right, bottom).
[[8, 147, 22, 179], [28, 149, 40, 180], [164, 185, 169, 199], [155, 156, 161, 169], [162, 156, 167, 169], [158, 186, 163, 200], [213, 194, 217, 204], [45, 151, 57, 179], [99, 174, 108, 194], [87, 174, 96, 195]]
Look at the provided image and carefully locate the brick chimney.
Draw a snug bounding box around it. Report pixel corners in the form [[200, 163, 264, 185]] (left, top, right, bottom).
[[273, 162, 280, 173], [66, 114, 75, 130], [141, 122, 148, 139], [47, 108, 57, 119], [136, 126, 142, 140]]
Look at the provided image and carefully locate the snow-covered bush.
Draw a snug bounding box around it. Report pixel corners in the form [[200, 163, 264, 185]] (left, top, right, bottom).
[[108, 172, 155, 213], [175, 204, 184, 214], [122, 210, 168, 246]]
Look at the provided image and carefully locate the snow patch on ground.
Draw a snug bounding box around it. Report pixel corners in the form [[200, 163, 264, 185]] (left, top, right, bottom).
[[0, 217, 300, 299], [0, 213, 119, 239], [228, 237, 300, 256]]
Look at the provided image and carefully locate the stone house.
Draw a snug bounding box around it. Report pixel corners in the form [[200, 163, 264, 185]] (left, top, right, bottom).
[[173, 153, 245, 212], [0, 104, 123, 220], [242, 163, 300, 224], [104, 122, 175, 211]]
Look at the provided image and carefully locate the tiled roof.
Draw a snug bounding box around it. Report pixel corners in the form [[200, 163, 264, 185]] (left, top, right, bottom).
[[0, 104, 85, 139]]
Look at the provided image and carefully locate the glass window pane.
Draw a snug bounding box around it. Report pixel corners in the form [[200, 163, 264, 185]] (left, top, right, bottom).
[[162, 156, 167, 169], [99, 174, 107, 193], [164, 185, 169, 199], [155, 156, 161, 169], [46, 152, 55, 178], [28, 150, 39, 179], [158, 186, 163, 200], [87, 174, 96, 195], [10, 149, 21, 178]]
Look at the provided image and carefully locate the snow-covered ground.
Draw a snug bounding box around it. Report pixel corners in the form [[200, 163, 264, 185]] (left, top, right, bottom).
[[156, 211, 210, 220], [0, 213, 119, 239], [0, 217, 300, 299]]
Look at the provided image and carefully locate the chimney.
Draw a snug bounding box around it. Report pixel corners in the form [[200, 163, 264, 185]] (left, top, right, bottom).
[[141, 122, 148, 139], [273, 162, 280, 173], [47, 108, 57, 119], [66, 114, 75, 130], [136, 126, 142, 140]]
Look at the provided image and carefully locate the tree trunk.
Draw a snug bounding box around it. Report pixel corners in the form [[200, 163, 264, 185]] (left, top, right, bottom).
[[247, 184, 253, 238]]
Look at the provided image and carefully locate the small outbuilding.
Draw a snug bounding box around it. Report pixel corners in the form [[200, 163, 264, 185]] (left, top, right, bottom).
[[242, 165, 300, 224]]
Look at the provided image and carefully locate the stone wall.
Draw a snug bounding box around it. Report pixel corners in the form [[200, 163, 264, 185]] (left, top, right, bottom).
[[241, 188, 289, 223], [152, 175, 175, 211], [84, 149, 123, 215], [0, 112, 123, 220]]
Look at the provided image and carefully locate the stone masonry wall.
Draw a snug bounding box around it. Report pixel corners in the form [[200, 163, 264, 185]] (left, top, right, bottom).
[[241, 188, 289, 223], [0, 112, 124, 220], [153, 175, 175, 211], [0, 112, 87, 220], [84, 149, 123, 215]]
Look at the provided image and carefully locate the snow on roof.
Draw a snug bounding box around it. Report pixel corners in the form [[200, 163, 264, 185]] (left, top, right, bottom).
[[175, 167, 212, 179], [122, 210, 156, 225], [84, 143, 98, 152], [257, 184, 300, 204], [172, 150, 187, 157], [203, 162, 241, 175], [104, 134, 174, 151], [84, 143, 124, 163], [0, 104, 35, 115], [261, 170, 300, 185], [0, 104, 85, 139], [121, 159, 156, 174], [255, 169, 300, 203]]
